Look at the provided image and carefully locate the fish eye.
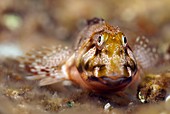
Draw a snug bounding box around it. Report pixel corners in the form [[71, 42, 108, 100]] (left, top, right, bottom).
[[122, 35, 127, 47], [97, 35, 104, 46]]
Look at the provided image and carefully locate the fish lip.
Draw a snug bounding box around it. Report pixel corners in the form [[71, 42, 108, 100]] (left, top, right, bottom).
[[85, 75, 133, 92], [100, 76, 132, 87], [86, 70, 136, 90]]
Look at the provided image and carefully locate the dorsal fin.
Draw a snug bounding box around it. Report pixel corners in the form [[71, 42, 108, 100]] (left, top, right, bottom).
[[133, 36, 159, 70], [87, 17, 104, 26]]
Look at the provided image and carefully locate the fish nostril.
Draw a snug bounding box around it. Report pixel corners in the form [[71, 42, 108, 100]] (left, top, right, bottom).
[[115, 48, 123, 56], [120, 49, 124, 54]]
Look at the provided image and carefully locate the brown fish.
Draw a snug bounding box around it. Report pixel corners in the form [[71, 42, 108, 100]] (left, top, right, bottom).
[[20, 18, 158, 92]]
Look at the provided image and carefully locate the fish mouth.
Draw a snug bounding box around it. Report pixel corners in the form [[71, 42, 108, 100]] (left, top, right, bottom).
[[86, 65, 137, 91]]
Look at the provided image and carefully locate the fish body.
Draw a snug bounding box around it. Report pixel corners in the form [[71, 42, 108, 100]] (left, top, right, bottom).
[[20, 18, 158, 92]]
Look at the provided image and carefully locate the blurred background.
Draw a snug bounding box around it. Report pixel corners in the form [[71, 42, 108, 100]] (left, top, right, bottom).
[[0, 0, 169, 58]]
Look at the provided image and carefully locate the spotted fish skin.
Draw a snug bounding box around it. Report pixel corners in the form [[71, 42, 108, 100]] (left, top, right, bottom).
[[20, 18, 159, 92]]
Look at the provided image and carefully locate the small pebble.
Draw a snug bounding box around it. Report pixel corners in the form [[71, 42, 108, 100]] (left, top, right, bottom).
[[165, 94, 170, 111], [104, 103, 111, 111]]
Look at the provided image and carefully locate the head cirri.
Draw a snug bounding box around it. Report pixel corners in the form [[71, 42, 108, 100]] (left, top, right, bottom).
[[74, 18, 137, 92]]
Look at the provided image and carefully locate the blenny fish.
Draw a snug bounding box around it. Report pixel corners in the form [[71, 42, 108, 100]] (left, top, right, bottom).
[[20, 18, 158, 92]]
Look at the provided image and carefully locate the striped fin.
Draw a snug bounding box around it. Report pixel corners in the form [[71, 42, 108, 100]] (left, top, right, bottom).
[[133, 36, 159, 70], [19, 45, 73, 86]]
